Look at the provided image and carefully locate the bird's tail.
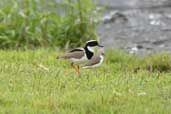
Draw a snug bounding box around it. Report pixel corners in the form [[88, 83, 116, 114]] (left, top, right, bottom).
[[56, 55, 66, 59]]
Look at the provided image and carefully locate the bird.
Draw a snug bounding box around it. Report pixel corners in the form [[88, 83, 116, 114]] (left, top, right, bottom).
[[82, 46, 104, 69], [57, 40, 103, 76]]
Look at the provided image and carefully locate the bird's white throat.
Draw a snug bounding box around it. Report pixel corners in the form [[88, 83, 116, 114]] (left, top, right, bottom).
[[87, 46, 96, 52]]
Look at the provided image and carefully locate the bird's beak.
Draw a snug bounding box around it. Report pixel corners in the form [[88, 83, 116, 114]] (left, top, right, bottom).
[[98, 45, 104, 47]]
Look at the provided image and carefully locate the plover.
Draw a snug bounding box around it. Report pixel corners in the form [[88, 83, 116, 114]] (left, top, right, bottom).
[[57, 40, 103, 76], [82, 46, 104, 69]]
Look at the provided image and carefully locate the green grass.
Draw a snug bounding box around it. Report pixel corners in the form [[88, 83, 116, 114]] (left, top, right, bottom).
[[0, 49, 171, 114]]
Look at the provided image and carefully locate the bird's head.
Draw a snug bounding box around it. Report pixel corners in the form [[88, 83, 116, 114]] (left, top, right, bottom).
[[85, 40, 103, 52]]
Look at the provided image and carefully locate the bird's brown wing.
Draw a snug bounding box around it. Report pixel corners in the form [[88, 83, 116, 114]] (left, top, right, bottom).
[[70, 48, 83, 52], [84, 55, 101, 66], [59, 50, 85, 59]]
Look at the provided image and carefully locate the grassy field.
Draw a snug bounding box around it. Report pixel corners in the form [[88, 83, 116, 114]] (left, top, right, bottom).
[[0, 49, 171, 114]]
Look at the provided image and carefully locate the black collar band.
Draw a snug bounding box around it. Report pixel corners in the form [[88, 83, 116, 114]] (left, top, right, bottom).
[[84, 46, 94, 60]]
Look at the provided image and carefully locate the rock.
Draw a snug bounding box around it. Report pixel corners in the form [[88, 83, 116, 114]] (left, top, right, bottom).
[[103, 12, 128, 24]]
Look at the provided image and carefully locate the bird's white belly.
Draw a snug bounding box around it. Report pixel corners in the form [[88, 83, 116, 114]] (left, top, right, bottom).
[[70, 55, 88, 63]]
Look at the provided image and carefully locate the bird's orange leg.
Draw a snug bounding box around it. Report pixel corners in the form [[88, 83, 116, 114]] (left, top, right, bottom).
[[71, 63, 80, 77], [71, 63, 76, 70], [76, 65, 80, 77]]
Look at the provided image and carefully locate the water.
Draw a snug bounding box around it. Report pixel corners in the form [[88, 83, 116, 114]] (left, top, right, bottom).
[[96, 0, 171, 55]]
